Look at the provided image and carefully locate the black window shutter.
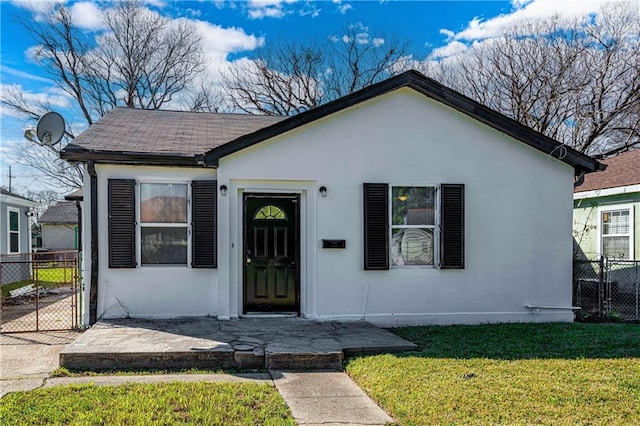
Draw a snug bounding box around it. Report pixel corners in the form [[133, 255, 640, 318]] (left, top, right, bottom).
[[192, 180, 217, 268], [363, 183, 389, 270], [440, 184, 465, 269], [108, 179, 136, 268]]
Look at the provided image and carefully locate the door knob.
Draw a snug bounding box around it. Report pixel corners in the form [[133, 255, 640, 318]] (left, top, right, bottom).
[[246, 258, 252, 264]]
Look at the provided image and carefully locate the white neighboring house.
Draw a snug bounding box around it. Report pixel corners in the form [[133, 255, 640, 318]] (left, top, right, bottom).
[[1, 188, 37, 284], [39, 201, 79, 252], [60, 70, 604, 327]]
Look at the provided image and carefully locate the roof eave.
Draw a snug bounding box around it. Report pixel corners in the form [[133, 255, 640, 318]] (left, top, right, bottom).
[[61, 147, 208, 167]]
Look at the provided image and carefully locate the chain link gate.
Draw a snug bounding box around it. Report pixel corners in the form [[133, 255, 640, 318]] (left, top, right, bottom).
[[1, 251, 79, 333], [573, 256, 640, 321]]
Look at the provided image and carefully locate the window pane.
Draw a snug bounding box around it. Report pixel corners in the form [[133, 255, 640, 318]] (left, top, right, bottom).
[[9, 211, 19, 232], [602, 210, 629, 235], [391, 228, 434, 266], [141, 227, 187, 264], [9, 233, 19, 253], [392, 187, 435, 225], [603, 236, 629, 259], [141, 183, 187, 223]]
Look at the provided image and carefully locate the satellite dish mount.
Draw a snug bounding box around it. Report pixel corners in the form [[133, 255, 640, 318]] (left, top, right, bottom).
[[36, 111, 65, 146]]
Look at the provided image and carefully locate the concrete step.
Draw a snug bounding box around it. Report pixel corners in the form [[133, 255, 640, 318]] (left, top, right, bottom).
[[59, 318, 417, 371]]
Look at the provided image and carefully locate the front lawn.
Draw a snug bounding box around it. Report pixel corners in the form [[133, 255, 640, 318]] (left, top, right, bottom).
[[1, 267, 75, 299], [0, 382, 294, 425], [347, 323, 640, 425]]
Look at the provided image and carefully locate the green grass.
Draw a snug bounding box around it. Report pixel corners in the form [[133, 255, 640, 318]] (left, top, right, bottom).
[[346, 323, 640, 425], [49, 366, 266, 377], [1, 267, 75, 298], [0, 382, 295, 425]]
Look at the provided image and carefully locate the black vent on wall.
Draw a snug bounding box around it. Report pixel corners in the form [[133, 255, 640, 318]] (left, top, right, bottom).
[[363, 183, 389, 270], [108, 179, 136, 268]]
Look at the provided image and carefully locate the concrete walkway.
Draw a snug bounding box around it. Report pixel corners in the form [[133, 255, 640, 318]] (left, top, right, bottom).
[[272, 371, 393, 425], [2, 327, 398, 424]]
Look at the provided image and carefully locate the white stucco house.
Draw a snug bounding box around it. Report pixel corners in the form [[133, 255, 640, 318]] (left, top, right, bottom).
[[60, 71, 604, 327]]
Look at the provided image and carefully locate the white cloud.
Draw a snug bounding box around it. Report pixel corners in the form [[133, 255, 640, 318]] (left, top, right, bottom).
[[331, 0, 352, 14], [9, 0, 61, 14], [372, 37, 384, 47], [189, 19, 264, 82], [339, 3, 352, 14], [70, 2, 106, 31], [2, 66, 51, 84], [439, 29, 455, 41], [432, 0, 615, 61], [142, 0, 168, 8], [453, 0, 612, 41], [249, 7, 283, 19], [429, 41, 468, 60], [247, 0, 297, 19], [0, 84, 72, 118]]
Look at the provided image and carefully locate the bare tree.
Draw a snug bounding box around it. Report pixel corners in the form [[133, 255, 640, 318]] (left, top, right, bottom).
[[1, 0, 207, 190], [85, 1, 205, 111], [435, 2, 640, 157], [222, 25, 411, 115]]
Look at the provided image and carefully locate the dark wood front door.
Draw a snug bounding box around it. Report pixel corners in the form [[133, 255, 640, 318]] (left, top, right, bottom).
[[243, 194, 299, 314]]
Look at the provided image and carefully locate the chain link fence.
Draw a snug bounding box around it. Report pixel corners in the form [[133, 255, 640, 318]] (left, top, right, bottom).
[[1, 251, 79, 333], [573, 257, 640, 321]]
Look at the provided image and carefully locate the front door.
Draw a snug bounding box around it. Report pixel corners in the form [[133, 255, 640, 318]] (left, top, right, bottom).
[[243, 194, 299, 314]]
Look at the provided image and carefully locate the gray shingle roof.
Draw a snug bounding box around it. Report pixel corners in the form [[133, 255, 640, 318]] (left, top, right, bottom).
[[39, 201, 78, 224], [66, 108, 284, 157]]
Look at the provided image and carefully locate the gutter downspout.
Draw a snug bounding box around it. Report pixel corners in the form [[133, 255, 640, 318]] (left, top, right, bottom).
[[88, 161, 99, 325]]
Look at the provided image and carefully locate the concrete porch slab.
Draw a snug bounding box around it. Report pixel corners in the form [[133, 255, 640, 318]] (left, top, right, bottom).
[[60, 318, 417, 371]]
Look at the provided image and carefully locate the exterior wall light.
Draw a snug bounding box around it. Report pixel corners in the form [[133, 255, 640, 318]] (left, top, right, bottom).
[[26, 208, 35, 217], [219, 184, 228, 196], [319, 186, 327, 198]]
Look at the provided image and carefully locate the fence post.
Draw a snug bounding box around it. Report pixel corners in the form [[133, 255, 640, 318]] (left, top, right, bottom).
[[633, 262, 640, 320], [34, 258, 39, 331], [598, 255, 605, 318]]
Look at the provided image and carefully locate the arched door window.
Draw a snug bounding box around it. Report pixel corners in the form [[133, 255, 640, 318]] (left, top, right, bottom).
[[254, 204, 287, 220]]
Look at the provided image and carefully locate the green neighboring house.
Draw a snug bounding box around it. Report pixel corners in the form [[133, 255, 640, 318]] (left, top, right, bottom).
[[573, 149, 640, 260]]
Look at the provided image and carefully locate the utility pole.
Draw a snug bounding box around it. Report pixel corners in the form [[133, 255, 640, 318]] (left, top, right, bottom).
[[7, 165, 15, 192]]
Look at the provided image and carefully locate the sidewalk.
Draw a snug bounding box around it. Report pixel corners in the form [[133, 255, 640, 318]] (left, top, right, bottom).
[[0, 331, 78, 397]]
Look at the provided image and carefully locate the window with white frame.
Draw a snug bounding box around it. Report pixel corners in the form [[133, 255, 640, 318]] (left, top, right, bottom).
[[601, 208, 633, 260], [140, 183, 188, 265], [8, 207, 20, 253], [391, 186, 436, 266]]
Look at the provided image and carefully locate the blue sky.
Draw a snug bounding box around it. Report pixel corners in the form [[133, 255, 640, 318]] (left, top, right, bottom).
[[0, 0, 616, 195]]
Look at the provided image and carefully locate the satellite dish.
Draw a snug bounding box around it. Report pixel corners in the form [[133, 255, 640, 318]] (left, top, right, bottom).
[[36, 111, 65, 146]]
